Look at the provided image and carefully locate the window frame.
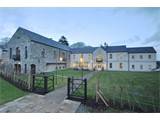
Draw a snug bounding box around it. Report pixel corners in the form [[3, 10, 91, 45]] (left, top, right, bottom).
[[109, 63, 112, 68]]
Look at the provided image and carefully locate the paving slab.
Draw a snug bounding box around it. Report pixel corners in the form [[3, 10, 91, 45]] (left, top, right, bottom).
[[0, 87, 67, 113], [0, 71, 95, 113], [57, 99, 81, 113]]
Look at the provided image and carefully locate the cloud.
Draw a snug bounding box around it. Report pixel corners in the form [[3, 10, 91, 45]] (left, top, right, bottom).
[[114, 8, 160, 24], [127, 35, 141, 43], [143, 26, 160, 45]]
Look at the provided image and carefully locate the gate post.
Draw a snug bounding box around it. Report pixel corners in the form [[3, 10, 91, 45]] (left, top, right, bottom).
[[44, 76, 48, 94], [32, 74, 35, 91], [52, 75, 55, 90], [84, 78, 87, 103], [67, 77, 71, 99], [72, 76, 74, 92]]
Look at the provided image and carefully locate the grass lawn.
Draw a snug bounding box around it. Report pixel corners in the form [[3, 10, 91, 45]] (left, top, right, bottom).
[[0, 77, 27, 105], [77, 71, 160, 112], [35, 68, 90, 91]]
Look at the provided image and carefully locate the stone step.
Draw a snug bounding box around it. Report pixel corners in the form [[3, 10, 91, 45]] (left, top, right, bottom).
[[56, 99, 81, 113]]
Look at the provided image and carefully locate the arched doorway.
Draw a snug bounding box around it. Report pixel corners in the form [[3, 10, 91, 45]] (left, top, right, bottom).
[[14, 64, 21, 74], [31, 64, 36, 74], [96, 56, 104, 71]]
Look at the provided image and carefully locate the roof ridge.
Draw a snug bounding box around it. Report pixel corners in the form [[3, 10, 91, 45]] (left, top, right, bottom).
[[17, 27, 70, 51]]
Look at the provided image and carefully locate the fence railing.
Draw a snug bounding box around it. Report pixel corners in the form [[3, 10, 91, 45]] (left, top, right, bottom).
[[94, 81, 159, 112]]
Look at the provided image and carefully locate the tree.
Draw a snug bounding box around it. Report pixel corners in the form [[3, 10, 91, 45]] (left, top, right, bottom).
[[104, 42, 108, 47], [0, 37, 10, 45], [58, 36, 69, 46], [70, 42, 86, 48]]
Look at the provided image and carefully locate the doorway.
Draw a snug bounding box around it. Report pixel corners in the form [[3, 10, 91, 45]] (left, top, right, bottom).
[[31, 64, 36, 74]]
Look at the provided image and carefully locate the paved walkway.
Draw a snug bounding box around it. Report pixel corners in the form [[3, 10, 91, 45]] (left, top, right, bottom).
[[0, 87, 67, 113], [0, 71, 96, 113]]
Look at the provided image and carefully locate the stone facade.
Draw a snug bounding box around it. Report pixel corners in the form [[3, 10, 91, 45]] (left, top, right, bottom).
[[4, 27, 157, 73], [7, 27, 70, 74]]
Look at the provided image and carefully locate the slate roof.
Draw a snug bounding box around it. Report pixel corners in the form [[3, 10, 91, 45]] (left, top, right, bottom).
[[71, 47, 97, 54], [127, 47, 156, 53], [105, 45, 127, 53], [71, 45, 156, 54], [17, 27, 70, 51]]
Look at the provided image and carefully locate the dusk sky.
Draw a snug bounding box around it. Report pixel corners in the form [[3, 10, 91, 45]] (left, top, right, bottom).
[[0, 7, 160, 59]]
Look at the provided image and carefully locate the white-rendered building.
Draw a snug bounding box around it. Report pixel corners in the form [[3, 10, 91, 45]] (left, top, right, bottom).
[[70, 46, 157, 71]]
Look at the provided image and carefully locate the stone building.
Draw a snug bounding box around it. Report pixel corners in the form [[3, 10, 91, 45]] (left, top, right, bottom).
[[7, 27, 70, 74], [5, 27, 157, 73]]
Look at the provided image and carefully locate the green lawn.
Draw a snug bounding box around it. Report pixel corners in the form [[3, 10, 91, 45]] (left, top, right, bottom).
[[0, 77, 27, 105], [35, 68, 90, 91], [76, 71, 160, 112]]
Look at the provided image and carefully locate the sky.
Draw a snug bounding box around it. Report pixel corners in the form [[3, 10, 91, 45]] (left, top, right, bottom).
[[0, 7, 160, 60]]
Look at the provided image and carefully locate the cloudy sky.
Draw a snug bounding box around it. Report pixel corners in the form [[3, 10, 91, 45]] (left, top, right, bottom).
[[0, 7, 160, 59]]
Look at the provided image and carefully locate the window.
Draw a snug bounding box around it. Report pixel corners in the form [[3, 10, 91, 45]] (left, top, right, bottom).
[[24, 64, 27, 73], [80, 54, 83, 59], [149, 65, 151, 70], [148, 55, 151, 59], [132, 65, 135, 69], [120, 63, 123, 69], [10, 48, 12, 59], [109, 63, 112, 68], [132, 55, 134, 59], [25, 46, 27, 59], [17, 36, 20, 39], [89, 54, 92, 60], [73, 54, 76, 60], [54, 50, 57, 57], [140, 55, 143, 59], [109, 54, 112, 59], [140, 65, 143, 70], [41, 48, 45, 58], [61, 52, 65, 61]]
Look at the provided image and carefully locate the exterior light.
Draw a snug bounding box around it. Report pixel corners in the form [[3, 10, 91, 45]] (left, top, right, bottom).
[[60, 57, 63, 61], [80, 57, 83, 63]]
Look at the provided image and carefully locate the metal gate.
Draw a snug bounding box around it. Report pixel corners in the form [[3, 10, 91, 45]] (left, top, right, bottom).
[[32, 73, 55, 95], [67, 77, 87, 103]]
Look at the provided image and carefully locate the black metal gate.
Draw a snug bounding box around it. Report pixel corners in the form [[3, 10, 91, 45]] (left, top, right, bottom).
[[67, 77, 87, 103], [32, 73, 55, 95]]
